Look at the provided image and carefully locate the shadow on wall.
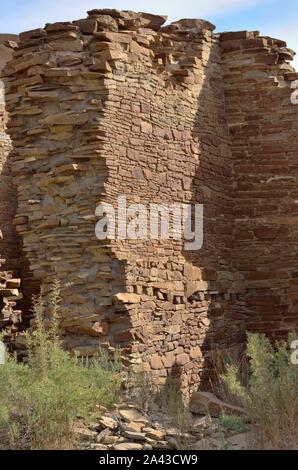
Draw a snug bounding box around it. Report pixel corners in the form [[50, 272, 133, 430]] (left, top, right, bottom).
[[180, 30, 246, 390], [108, 20, 249, 393], [0, 34, 37, 330], [0, 35, 40, 333], [0, 79, 26, 340], [0, 81, 22, 284]]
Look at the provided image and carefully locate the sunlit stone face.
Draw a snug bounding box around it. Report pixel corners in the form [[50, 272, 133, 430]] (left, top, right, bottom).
[[0, 80, 4, 105]]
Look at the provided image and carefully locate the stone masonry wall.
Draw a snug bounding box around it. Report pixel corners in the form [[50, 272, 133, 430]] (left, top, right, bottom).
[[2, 10, 298, 391], [0, 35, 22, 334], [221, 31, 298, 338], [93, 16, 244, 388]]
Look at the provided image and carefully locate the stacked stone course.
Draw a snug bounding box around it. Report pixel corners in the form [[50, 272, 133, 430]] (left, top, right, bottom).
[[0, 35, 22, 334], [221, 31, 298, 337], [1, 10, 298, 391]]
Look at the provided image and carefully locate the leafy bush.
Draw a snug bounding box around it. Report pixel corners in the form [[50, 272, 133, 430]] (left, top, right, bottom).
[[0, 281, 121, 449], [219, 414, 249, 434], [221, 332, 298, 449]]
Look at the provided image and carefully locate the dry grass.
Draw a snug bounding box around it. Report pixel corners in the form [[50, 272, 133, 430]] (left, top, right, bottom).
[[221, 332, 298, 449], [0, 280, 121, 450], [157, 377, 190, 450]]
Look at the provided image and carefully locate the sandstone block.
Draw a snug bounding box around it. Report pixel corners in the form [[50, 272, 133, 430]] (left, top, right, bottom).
[[184, 263, 202, 281], [119, 408, 148, 423], [113, 442, 143, 450], [113, 293, 141, 304], [175, 353, 190, 366], [161, 351, 175, 368], [97, 416, 118, 431], [186, 281, 208, 298], [150, 354, 163, 370], [141, 121, 153, 134], [73, 19, 98, 34]]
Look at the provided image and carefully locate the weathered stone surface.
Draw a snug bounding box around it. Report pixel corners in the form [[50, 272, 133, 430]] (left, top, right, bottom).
[[139, 13, 167, 31], [0, 35, 22, 337], [143, 428, 165, 440], [74, 426, 97, 441], [176, 353, 190, 366], [171, 18, 216, 32], [161, 351, 175, 368], [123, 421, 144, 433], [113, 293, 141, 304], [73, 19, 98, 34], [119, 408, 148, 423], [113, 442, 143, 450], [0, 34, 18, 70], [150, 354, 163, 370], [75, 401, 251, 451], [1, 8, 298, 394], [90, 443, 109, 450], [97, 416, 118, 430], [184, 263, 202, 281], [122, 430, 146, 441]]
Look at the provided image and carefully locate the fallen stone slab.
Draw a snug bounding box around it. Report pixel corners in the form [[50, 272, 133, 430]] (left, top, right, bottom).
[[97, 416, 118, 431], [119, 408, 149, 423], [113, 442, 143, 450], [122, 430, 146, 441]]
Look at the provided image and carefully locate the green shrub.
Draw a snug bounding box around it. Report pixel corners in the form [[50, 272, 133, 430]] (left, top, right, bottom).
[[221, 332, 298, 449], [0, 281, 121, 449], [219, 414, 249, 434]]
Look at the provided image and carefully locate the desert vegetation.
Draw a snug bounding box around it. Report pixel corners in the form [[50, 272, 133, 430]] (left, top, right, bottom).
[[1, 283, 298, 452], [221, 332, 298, 450], [0, 281, 121, 450]]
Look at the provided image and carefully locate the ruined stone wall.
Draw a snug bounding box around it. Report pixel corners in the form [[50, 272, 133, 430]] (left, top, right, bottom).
[[2, 10, 244, 390], [94, 16, 244, 388], [0, 35, 22, 333], [0, 90, 19, 276], [0, 35, 20, 275], [2, 9, 298, 390], [221, 31, 298, 338]]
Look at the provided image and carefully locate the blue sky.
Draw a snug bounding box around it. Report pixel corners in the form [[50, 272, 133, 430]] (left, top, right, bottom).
[[1, 0, 297, 67]]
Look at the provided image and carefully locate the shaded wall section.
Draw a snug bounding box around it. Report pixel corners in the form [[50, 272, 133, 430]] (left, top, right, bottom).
[[0, 34, 22, 334], [221, 31, 298, 338]]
